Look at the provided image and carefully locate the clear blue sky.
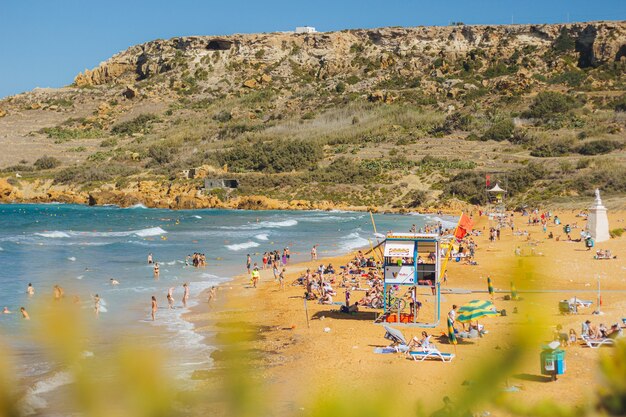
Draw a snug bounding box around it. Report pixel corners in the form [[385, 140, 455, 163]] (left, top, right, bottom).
[[1, 0, 624, 98]]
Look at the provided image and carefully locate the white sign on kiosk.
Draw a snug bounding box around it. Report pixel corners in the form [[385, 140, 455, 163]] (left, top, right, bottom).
[[384, 241, 414, 258], [385, 265, 415, 284]]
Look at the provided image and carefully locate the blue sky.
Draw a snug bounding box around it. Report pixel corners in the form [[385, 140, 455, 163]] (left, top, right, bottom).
[[0, 0, 624, 98]]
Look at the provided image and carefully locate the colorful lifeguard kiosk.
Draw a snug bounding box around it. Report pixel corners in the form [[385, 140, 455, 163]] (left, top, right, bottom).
[[374, 232, 442, 328]]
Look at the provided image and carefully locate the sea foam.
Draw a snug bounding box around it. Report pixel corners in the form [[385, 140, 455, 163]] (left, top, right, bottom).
[[226, 241, 260, 251]]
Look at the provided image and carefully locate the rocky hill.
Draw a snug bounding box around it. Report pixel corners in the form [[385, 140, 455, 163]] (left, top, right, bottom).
[[1, 21, 625, 210]]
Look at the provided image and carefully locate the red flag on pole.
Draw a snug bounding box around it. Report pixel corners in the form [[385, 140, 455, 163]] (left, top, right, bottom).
[[454, 213, 474, 240], [486, 174, 491, 187]]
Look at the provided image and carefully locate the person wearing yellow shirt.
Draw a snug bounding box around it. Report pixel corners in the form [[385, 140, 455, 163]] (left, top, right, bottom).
[[251, 267, 260, 288]]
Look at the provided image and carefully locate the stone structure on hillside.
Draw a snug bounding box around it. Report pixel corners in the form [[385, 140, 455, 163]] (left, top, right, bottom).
[[587, 189, 610, 242]]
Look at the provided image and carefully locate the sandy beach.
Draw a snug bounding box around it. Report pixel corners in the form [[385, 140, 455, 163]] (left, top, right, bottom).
[[185, 209, 626, 415]]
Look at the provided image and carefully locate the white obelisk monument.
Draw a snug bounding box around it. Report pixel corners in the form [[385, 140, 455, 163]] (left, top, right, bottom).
[[587, 189, 610, 242]]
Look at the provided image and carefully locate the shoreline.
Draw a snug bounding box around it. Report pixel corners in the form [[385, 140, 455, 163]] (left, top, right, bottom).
[[183, 208, 626, 414]]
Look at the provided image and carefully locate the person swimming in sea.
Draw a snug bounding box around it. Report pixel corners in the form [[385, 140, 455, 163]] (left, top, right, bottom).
[[2, 307, 11, 314], [110, 278, 120, 285]]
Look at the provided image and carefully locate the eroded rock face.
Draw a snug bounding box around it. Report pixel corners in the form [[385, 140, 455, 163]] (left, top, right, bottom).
[[71, 22, 626, 87]]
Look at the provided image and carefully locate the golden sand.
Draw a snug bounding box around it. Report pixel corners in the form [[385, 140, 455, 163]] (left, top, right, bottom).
[[185, 210, 626, 414]]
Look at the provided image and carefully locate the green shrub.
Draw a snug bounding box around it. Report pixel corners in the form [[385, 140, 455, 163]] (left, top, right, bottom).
[[549, 70, 586, 87], [148, 144, 176, 164], [40, 127, 104, 141], [482, 119, 515, 141], [576, 158, 591, 169], [530, 139, 573, 157], [100, 138, 118, 148], [54, 164, 139, 184], [346, 75, 360, 85], [553, 29, 576, 53], [576, 140, 623, 156], [111, 114, 158, 136], [612, 95, 626, 112], [523, 92, 583, 119], [212, 110, 232, 122], [335, 82, 346, 94], [610, 228, 624, 238], [483, 61, 518, 78], [34, 156, 62, 170], [217, 139, 323, 173]]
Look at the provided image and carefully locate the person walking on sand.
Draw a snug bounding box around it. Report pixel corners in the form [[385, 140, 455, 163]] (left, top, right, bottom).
[[279, 268, 286, 290], [251, 267, 260, 288], [27, 283, 34, 296], [167, 287, 174, 309], [20, 307, 30, 320], [151, 296, 157, 321], [246, 254, 252, 275], [182, 283, 190, 308]]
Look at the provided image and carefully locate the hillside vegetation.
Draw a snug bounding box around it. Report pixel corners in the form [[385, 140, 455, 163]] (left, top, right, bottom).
[[0, 21, 625, 210]]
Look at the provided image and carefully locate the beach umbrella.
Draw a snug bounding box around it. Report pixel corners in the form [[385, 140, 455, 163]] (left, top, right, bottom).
[[447, 316, 457, 345], [487, 276, 494, 299], [457, 300, 498, 323]]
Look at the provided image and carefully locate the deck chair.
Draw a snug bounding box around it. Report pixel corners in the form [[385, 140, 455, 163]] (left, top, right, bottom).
[[383, 325, 409, 352], [581, 335, 615, 348], [408, 347, 455, 362]]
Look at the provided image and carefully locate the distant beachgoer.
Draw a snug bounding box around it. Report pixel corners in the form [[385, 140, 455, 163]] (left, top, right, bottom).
[[53, 285, 64, 300], [207, 285, 217, 303], [110, 278, 120, 285], [279, 268, 286, 290], [20, 307, 29, 320], [154, 263, 160, 278], [93, 294, 101, 317], [285, 248, 290, 264], [2, 307, 11, 314], [151, 296, 157, 321], [167, 287, 175, 309], [311, 245, 318, 261], [27, 283, 34, 296], [148, 253, 153, 264], [208, 286, 217, 303], [246, 254, 252, 274], [251, 267, 260, 288], [182, 283, 190, 308], [273, 264, 280, 281]]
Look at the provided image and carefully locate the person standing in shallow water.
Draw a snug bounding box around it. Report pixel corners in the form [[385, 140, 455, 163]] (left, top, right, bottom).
[[147, 253, 153, 264], [27, 283, 34, 296], [167, 287, 174, 309], [182, 283, 190, 308], [151, 296, 157, 321], [20, 307, 30, 320], [93, 294, 101, 317], [246, 254, 252, 274], [153, 262, 160, 278]]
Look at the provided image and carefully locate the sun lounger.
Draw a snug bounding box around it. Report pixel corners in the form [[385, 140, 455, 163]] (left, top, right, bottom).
[[581, 335, 615, 348], [408, 348, 455, 362]]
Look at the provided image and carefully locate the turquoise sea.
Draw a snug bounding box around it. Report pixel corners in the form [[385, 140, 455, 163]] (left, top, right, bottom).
[[0, 203, 456, 413]]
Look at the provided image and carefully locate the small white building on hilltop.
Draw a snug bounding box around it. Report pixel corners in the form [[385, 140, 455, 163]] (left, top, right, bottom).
[[295, 26, 316, 33]]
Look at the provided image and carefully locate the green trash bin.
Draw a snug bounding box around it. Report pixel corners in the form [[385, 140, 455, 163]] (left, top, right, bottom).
[[540, 344, 566, 381]]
